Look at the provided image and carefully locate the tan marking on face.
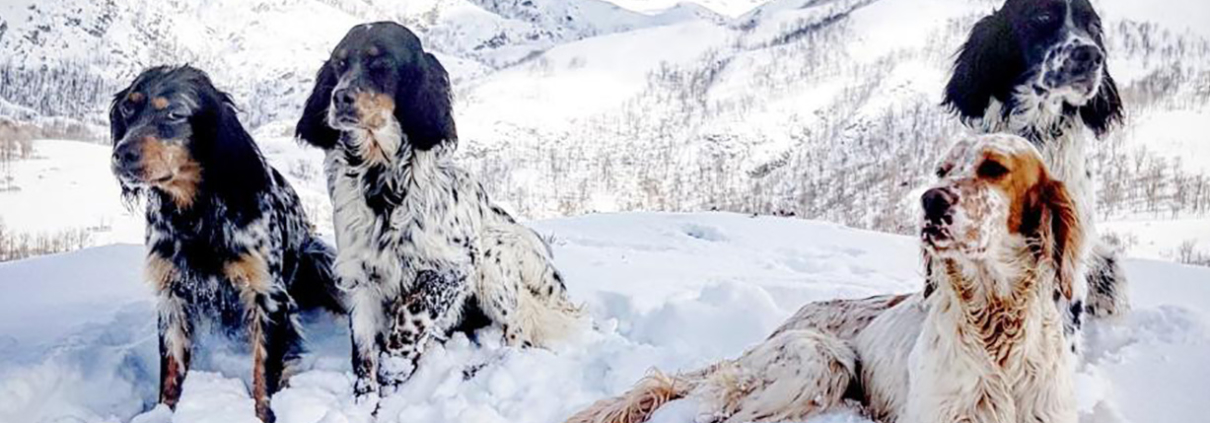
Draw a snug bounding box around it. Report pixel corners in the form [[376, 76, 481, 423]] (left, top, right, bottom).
[[354, 91, 396, 129], [140, 136, 202, 209], [152, 97, 170, 110], [224, 252, 272, 294], [128, 92, 145, 103], [145, 254, 176, 292], [368, 46, 380, 56], [337, 49, 348, 59], [981, 148, 1046, 235]]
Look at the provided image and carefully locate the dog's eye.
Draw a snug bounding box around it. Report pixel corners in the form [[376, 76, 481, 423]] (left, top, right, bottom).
[[1034, 12, 1055, 25], [977, 161, 1009, 179], [936, 166, 951, 178], [368, 58, 391, 71]]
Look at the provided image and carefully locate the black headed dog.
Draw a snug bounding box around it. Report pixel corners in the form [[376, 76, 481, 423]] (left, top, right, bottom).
[[296, 22, 581, 403], [943, 0, 1127, 350], [110, 65, 343, 422]]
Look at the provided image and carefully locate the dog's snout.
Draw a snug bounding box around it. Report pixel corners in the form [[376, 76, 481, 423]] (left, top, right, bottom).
[[1064, 44, 1103, 77], [922, 188, 955, 222], [333, 88, 356, 110], [112, 140, 141, 171]]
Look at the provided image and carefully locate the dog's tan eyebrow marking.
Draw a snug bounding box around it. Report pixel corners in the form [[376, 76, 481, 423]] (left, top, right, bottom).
[[152, 97, 170, 110], [368, 46, 380, 56], [128, 92, 145, 103], [337, 49, 348, 59]]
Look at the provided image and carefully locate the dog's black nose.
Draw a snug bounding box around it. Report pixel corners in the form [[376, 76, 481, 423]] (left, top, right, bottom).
[[112, 140, 141, 171], [1066, 44, 1103, 77], [333, 88, 355, 110], [921, 188, 954, 222]]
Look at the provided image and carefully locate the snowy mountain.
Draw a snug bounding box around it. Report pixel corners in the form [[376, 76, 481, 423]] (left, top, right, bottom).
[[2, 0, 1207, 235], [0, 0, 713, 129], [1, 212, 1208, 423], [451, 0, 1210, 260]]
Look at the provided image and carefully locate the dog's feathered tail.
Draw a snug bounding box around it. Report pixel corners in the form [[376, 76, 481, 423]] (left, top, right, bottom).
[[564, 370, 694, 423], [289, 236, 346, 314]]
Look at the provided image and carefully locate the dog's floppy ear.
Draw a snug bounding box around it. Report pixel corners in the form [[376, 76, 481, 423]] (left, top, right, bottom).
[[943, 11, 1020, 120], [296, 62, 341, 150], [109, 89, 130, 143], [396, 52, 456, 150], [1042, 179, 1084, 300], [211, 91, 270, 192], [1079, 69, 1123, 138]]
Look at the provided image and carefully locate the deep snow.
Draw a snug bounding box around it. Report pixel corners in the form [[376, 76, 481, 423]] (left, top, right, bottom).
[[1, 212, 1207, 423]]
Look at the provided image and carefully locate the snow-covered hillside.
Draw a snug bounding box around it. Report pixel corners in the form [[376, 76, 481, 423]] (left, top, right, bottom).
[[0, 0, 713, 129], [1, 212, 1207, 423], [4, 0, 1206, 264]]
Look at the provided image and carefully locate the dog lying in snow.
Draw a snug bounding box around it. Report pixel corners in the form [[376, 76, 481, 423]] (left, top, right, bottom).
[[566, 134, 1084, 423]]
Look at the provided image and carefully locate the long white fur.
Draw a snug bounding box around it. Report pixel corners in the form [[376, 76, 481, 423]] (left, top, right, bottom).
[[325, 104, 582, 397], [965, 1, 1129, 322], [567, 135, 1079, 423]]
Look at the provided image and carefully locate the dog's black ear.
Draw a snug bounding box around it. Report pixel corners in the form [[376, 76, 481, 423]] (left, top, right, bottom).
[[213, 92, 269, 186], [296, 62, 341, 150], [109, 89, 129, 143], [397, 53, 456, 150], [943, 12, 1020, 120], [1079, 70, 1123, 138], [189, 80, 271, 206]]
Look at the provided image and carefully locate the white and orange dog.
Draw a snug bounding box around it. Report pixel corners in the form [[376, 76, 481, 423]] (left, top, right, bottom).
[[567, 134, 1084, 423]]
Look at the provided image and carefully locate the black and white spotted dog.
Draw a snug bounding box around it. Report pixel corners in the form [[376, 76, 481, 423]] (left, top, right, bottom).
[[110, 65, 343, 422], [943, 0, 1128, 346], [295, 22, 582, 401]]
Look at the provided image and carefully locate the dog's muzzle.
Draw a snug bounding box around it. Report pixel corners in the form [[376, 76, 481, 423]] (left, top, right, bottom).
[[329, 88, 361, 127], [1044, 43, 1104, 96], [111, 137, 148, 183], [921, 187, 957, 247]]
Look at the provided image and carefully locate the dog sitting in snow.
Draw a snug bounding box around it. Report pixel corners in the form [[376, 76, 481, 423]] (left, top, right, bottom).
[[944, 0, 1127, 346], [109, 65, 344, 422], [567, 134, 1083, 423], [295, 21, 583, 401]]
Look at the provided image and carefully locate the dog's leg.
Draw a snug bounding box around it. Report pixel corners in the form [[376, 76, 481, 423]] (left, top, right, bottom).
[[262, 291, 305, 402], [1084, 241, 1130, 318], [379, 268, 469, 392], [698, 329, 857, 423], [476, 227, 580, 348], [347, 283, 385, 402], [225, 252, 281, 423], [471, 258, 524, 346], [157, 292, 192, 409], [147, 254, 191, 410]]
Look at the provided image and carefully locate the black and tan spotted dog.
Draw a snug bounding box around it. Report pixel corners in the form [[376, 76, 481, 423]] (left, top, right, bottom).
[[109, 65, 343, 422]]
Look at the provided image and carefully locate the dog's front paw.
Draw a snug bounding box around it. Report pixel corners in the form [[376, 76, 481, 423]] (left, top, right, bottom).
[[353, 375, 378, 402], [255, 402, 276, 423], [376, 353, 418, 395]]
